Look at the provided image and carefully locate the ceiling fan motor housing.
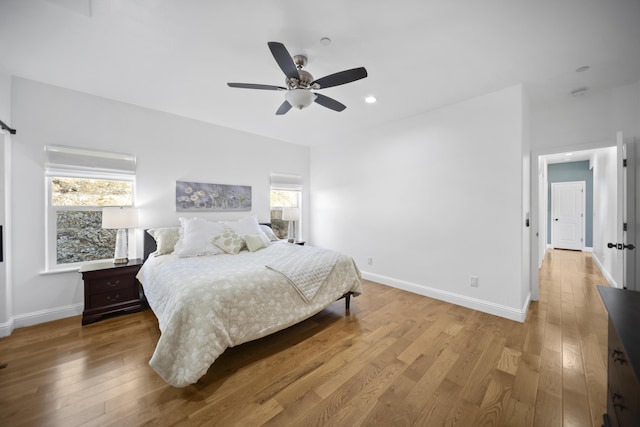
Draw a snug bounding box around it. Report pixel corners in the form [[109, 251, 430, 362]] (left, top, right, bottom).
[[287, 69, 314, 90]]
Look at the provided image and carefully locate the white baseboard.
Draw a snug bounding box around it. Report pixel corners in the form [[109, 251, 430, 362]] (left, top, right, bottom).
[[591, 253, 618, 288], [547, 244, 593, 253], [4, 303, 84, 336], [361, 271, 530, 323], [0, 317, 15, 338]]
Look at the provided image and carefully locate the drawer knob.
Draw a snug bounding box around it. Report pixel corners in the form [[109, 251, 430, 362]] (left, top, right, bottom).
[[106, 294, 120, 302], [105, 279, 120, 287], [612, 349, 626, 364], [614, 403, 627, 411]]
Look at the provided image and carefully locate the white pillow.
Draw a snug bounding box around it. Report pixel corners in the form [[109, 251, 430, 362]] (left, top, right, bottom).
[[244, 234, 267, 252], [260, 224, 279, 242], [224, 216, 270, 245], [212, 229, 244, 254], [147, 227, 180, 256], [174, 217, 226, 257]]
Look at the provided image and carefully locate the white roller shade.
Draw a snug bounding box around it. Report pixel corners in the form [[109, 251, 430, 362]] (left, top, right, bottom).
[[270, 172, 303, 191], [45, 145, 136, 175]]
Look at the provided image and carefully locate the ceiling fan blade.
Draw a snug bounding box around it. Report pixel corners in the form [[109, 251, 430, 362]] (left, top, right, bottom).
[[314, 93, 346, 112], [268, 42, 299, 80], [227, 83, 286, 91], [312, 67, 368, 89], [276, 100, 292, 115]]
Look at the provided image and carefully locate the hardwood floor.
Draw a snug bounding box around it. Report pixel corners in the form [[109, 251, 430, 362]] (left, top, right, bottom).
[[0, 249, 609, 426]]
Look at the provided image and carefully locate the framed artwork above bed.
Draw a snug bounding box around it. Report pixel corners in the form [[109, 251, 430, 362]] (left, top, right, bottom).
[[176, 181, 251, 212]]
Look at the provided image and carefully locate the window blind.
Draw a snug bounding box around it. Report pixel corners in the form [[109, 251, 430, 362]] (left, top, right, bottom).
[[44, 145, 136, 175], [270, 172, 303, 191]]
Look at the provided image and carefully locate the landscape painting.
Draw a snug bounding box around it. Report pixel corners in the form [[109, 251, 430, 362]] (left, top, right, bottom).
[[176, 181, 252, 212]]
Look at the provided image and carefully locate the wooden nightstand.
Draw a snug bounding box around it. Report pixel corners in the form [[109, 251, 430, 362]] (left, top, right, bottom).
[[79, 259, 144, 325]]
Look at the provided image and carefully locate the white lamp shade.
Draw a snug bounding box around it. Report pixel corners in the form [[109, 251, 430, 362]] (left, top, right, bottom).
[[282, 207, 300, 221], [102, 207, 138, 229], [285, 89, 316, 110]]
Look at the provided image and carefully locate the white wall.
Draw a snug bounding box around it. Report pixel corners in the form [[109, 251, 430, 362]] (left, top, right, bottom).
[[310, 85, 530, 321], [0, 68, 10, 121], [6, 77, 309, 331], [521, 90, 531, 303], [592, 146, 618, 286], [532, 81, 639, 150], [0, 68, 11, 330]]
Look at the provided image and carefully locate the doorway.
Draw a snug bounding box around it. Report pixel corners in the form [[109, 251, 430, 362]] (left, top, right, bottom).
[[530, 142, 617, 301]]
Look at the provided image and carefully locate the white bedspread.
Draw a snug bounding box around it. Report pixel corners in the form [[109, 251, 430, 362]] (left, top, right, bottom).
[[136, 241, 362, 387]]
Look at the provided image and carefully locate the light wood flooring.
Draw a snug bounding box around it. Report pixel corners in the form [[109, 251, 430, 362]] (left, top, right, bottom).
[[0, 249, 610, 426]]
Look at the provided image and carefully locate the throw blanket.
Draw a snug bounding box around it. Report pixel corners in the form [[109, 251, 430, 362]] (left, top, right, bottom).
[[266, 245, 341, 303]]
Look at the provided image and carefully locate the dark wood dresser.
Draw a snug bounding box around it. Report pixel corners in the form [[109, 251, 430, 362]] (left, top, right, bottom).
[[598, 285, 640, 427], [79, 259, 144, 325]]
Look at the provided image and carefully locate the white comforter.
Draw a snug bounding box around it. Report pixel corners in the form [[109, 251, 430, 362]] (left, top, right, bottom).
[[136, 241, 362, 387]]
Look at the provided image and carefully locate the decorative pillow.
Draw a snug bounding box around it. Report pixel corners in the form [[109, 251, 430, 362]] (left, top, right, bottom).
[[224, 216, 270, 245], [260, 224, 280, 242], [173, 217, 226, 257], [244, 234, 267, 252], [212, 229, 245, 254], [147, 227, 180, 256]]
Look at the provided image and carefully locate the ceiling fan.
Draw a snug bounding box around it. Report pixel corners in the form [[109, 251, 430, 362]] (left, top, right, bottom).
[[227, 42, 368, 115]]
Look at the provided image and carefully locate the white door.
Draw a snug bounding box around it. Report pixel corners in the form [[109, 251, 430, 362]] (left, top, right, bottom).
[[551, 181, 585, 250], [0, 132, 6, 323], [612, 132, 638, 290], [626, 138, 637, 291]]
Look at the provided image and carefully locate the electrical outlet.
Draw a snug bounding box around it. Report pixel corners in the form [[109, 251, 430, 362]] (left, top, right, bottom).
[[367, 257, 373, 265], [470, 276, 479, 287]]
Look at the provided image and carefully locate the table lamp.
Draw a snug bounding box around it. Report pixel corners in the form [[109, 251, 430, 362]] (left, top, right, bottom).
[[102, 206, 138, 264], [282, 207, 300, 243]]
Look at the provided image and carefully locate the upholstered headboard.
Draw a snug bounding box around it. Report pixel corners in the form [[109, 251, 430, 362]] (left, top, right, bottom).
[[143, 229, 157, 262], [142, 223, 273, 262]]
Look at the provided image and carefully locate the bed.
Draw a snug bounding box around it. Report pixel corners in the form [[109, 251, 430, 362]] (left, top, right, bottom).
[[136, 219, 362, 387]]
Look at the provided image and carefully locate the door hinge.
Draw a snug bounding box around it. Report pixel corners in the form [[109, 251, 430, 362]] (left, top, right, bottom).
[[624, 223, 628, 231], [581, 238, 583, 242], [623, 159, 627, 167]]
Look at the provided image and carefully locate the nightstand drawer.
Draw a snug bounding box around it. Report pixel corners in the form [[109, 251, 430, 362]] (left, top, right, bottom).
[[90, 287, 137, 308], [89, 275, 135, 293]]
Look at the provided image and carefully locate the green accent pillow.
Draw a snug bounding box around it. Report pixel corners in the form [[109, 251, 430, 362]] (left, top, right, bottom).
[[212, 229, 244, 254], [244, 234, 267, 252]]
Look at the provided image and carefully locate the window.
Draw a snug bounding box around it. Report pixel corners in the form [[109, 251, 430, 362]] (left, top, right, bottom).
[[45, 145, 135, 270], [269, 173, 303, 240]]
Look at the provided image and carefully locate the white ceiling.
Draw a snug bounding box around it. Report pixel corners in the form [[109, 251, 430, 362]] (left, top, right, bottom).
[[543, 148, 602, 165], [1, 0, 639, 146]]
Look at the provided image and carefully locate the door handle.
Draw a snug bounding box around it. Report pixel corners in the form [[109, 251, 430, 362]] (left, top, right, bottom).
[[608, 243, 636, 250]]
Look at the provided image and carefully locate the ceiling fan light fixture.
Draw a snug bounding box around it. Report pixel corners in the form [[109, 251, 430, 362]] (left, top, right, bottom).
[[285, 89, 316, 110]]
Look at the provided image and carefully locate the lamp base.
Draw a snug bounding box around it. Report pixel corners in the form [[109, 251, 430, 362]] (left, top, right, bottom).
[[113, 228, 129, 265]]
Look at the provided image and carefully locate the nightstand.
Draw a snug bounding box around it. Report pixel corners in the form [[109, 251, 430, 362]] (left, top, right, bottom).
[[79, 259, 144, 325]]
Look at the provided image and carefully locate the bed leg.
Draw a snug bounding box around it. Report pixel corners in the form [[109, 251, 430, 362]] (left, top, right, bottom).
[[345, 292, 351, 311]]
